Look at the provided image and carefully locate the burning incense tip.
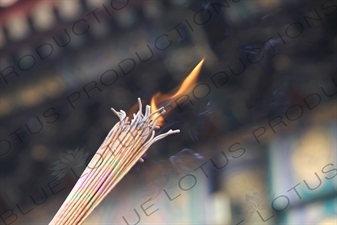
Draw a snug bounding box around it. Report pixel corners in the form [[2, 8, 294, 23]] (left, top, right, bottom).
[[49, 98, 179, 225], [150, 58, 205, 125]]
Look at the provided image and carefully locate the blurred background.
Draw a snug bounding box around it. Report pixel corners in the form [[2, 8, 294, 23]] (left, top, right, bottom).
[[0, 0, 336, 224]]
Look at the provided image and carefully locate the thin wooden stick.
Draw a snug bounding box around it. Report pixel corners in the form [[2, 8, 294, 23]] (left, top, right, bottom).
[[68, 128, 144, 224], [49, 98, 179, 225], [61, 124, 139, 224]]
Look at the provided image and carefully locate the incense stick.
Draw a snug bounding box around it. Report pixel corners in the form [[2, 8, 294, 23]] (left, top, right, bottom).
[[49, 98, 180, 225]]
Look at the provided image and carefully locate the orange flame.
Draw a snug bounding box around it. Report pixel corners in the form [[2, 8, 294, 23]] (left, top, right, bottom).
[[150, 58, 205, 126]]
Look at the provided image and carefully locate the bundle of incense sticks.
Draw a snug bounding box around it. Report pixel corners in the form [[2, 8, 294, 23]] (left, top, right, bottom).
[[49, 98, 179, 224]]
